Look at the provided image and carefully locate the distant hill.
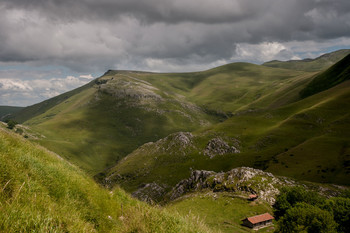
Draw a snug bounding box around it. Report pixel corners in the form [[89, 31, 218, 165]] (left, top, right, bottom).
[[263, 49, 350, 72], [300, 53, 350, 98], [0, 106, 23, 120]]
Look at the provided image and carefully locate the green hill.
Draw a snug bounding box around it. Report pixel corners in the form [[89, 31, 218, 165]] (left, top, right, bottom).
[[263, 49, 350, 72], [105, 56, 350, 195], [0, 126, 213, 232], [0, 106, 23, 120], [9, 49, 350, 203], [12, 63, 306, 176]]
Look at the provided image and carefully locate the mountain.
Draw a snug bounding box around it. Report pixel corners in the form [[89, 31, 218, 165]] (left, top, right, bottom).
[[9, 49, 350, 196], [104, 51, 350, 196], [0, 125, 213, 232], [0, 106, 24, 120], [11, 63, 308, 175], [263, 49, 350, 72]]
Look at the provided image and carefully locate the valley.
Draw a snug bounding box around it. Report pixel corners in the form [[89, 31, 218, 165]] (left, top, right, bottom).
[[2, 49, 350, 232]]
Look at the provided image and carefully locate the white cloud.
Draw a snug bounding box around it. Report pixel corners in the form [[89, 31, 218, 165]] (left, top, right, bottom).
[[0, 74, 93, 106], [79, 74, 94, 79], [232, 42, 300, 63]]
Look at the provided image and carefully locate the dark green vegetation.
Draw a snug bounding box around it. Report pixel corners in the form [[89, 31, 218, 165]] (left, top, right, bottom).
[[300, 54, 350, 98], [0, 106, 23, 120], [274, 186, 350, 233], [9, 49, 350, 189], [0, 126, 213, 233], [263, 49, 350, 72], [5, 120, 18, 129]]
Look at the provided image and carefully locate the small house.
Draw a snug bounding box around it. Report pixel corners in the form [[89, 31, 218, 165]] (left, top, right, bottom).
[[242, 213, 274, 230]]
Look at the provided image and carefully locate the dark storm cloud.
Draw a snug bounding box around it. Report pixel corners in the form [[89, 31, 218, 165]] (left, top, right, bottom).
[[0, 0, 349, 72]]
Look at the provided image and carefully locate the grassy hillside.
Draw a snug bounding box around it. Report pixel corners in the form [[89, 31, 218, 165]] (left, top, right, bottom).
[[18, 72, 218, 174], [13, 80, 95, 123], [0, 106, 23, 120], [106, 72, 350, 193], [263, 49, 350, 72], [0, 126, 213, 233], [300, 53, 350, 98], [13, 63, 307, 176], [167, 192, 273, 233]]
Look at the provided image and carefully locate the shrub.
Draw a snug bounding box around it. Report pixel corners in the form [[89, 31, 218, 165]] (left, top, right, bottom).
[[7, 120, 18, 129]]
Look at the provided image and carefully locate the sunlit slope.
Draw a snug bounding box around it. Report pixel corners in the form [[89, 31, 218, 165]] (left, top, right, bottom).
[[23, 72, 215, 174], [107, 79, 350, 192], [16, 63, 307, 176], [263, 49, 350, 72], [13, 80, 95, 123], [0, 127, 213, 233], [116, 63, 307, 113]]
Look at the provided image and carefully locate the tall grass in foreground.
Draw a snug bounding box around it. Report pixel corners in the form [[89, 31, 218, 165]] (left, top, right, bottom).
[[0, 127, 213, 233]]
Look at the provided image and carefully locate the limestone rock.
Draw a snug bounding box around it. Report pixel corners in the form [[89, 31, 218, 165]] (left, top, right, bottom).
[[204, 137, 240, 158]]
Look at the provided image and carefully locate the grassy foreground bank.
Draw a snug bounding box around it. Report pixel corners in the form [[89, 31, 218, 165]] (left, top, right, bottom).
[[0, 126, 213, 233]]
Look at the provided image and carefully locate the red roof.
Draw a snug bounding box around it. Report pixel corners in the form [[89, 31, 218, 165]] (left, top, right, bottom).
[[249, 194, 258, 198], [246, 213, 274, 224]]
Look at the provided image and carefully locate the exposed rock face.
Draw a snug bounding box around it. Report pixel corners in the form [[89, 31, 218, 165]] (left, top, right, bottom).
[[169, 170, 215, 200], [99, 77, 162, 101], [204, 137, 240, 158], [132, 182, 167, 204], [168, 167, 295, 205]]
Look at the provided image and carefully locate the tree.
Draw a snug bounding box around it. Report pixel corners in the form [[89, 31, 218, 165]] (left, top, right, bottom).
[[276, 203, 337, 233], [323, 197, 350, 233], [274, 186, 325, 219]]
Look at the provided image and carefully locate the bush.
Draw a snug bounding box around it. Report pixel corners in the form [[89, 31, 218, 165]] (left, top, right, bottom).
[[7, 120, 18, 129]]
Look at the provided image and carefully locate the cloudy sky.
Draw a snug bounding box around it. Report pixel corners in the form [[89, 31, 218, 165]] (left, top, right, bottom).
[[1, 0, 350, 106]]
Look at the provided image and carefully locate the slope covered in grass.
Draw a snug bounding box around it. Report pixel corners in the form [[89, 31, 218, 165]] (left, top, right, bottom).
[[263, 49, 350, 72], [0, 106, 23, 120], [13, 63, 306, 176], [0, 127, 213, 233], [18, 72, 217, 174], [300, 53, 350, 98], [167, 192, 272, 233], [106, 77, 350, 194]]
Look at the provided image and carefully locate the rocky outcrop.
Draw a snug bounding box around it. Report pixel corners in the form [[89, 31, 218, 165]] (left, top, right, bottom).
[[132, 182, 167, 204], [168, 167, 295, 205], [169, 170, 215, 200], [136, 132, 196, 156], [204, 137, 240, 158]]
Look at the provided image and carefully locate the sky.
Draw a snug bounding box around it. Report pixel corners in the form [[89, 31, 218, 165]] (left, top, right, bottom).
[[0, 0, 350, 106]]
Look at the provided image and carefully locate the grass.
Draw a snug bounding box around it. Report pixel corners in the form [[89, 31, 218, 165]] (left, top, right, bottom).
[[8, 49, 350, 195], [13, 61, 306, 177], [167, 192, 273, 233], [0, 126, 215, 232], [108, 79, 350, 195]]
